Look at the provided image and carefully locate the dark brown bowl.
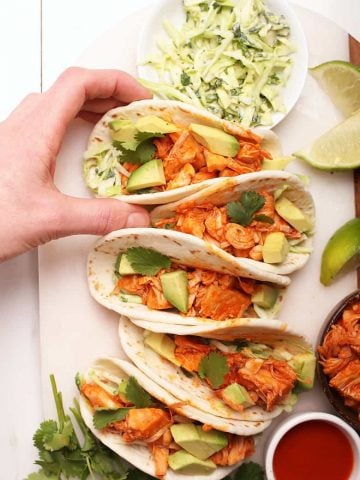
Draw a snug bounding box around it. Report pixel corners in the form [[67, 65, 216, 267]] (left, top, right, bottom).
[[317, 290, 360, 433]]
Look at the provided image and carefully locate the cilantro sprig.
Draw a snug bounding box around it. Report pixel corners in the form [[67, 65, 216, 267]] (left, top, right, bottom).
[[126, 247, 171, 276], [27, 375, 128, 480], [198, 352, 229, 389], [223, 461, 265, 480], [125, 376, 152, 408], [93, 408, 131, 430], [227, 191, 266, 226], [113, 130, 163, 165]]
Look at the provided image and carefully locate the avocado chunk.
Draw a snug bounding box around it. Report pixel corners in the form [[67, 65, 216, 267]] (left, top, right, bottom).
[[289, 352, 316, 390], [126, 159, 166, 193], [263, 232, 289, 264], [117, 380, 129, 402], [222, 383, 255, 409], [275, 196, 312, 233], [190, 123, 239, 157], [251, 285, 279, 309], [117, 254, 137, 275], [262, 156, 292, 170], [160, 270, 189, 313], [168, 450, 216, 475], [170, 424, 228, 460], [109, 119, 138, 146], [144, 332, 181, 366], [119, 293, 143, 304], [135, 115, 179, 134], [108, 119, 134, 131]]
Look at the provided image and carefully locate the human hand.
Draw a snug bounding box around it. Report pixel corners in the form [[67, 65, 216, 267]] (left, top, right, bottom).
[[0, 67, 152, 262]]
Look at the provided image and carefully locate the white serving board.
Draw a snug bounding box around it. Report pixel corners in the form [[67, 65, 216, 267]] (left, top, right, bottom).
[[39, 4, 356, 469]]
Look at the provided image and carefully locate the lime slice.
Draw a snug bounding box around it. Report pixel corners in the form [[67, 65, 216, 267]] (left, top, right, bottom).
[[310, 61, 360, 117], [294, 110, 360, 170], [321, 218, 360, 286]]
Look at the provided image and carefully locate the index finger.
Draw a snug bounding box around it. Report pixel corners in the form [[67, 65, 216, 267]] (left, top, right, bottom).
[[42, 67, 152, 149]]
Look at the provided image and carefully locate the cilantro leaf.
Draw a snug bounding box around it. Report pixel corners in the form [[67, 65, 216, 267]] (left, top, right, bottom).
[[227, 201, 252, 226], [126, 376, 152, 408], [127, 468, 154, 480], [181, 72, 191, 86], [126, 247, 171, 275], [198, 352, 229, 389], [114, 139, 156, 165], [240, 191, 265, 215], [26, 473, 58, 480], [253, 214, 274, 224], [233, 461, 265, 480], [227, 191, 265, 226], [93, 408, 130, 430]]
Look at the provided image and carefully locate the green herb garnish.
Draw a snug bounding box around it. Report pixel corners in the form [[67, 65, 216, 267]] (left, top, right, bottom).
[[227, 191, 265, 226], [126, 247, 171, 275], [27, 375, 127, 480], [198, 352, 229, 389], [125, 376, 152, 408], [93, 408, 131, 430]]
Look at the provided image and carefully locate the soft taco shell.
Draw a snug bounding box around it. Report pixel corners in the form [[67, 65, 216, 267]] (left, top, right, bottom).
[[87, 228, 290, 328], [85, 100, 281, 205], [118, 318, 311, 422], [80, 358, 264, 479], [151, 170, 315, 275]]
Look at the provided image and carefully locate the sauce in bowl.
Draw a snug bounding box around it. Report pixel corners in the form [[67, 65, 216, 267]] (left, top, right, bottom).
[[273, 420, 354, 480]]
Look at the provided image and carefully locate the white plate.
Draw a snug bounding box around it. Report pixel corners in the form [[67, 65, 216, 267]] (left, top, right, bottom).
[[137, 0, 308, 128]]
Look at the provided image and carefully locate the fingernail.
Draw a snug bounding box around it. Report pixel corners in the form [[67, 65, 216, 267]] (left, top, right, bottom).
[[125, 212, 150, 228]]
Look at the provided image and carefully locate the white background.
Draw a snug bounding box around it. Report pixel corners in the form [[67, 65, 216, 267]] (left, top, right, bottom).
[[0, 1, 359, 478]]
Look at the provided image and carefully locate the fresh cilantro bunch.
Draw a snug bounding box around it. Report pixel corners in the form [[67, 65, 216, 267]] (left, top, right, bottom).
[[227, 191, 274, 226], [27, 375, 130, 480]]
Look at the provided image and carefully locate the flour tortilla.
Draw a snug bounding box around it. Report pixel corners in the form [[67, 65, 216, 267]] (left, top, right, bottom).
[[151, 170, 315, 275], [118, 318, 311, 422], [85, 99, 281, 205], [79, 358, 264, 479], [88, 228, 290, 330]]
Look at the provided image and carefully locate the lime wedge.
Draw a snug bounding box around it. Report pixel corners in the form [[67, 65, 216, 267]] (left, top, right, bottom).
[[294, 110, 360, 170], [321, 218, 360, 286], [310, 61, 360, 117]]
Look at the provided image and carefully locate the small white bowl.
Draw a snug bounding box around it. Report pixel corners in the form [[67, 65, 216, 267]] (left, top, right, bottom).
[[137, 0, 308, 129], [265, 412, 360, 480]]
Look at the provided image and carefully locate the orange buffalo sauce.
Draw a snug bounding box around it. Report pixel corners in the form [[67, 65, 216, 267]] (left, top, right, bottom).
[[273, 420, 354, 480]]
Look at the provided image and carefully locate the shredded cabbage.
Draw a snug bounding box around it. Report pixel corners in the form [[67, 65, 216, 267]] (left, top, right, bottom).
[[140, 0, 295, 127]]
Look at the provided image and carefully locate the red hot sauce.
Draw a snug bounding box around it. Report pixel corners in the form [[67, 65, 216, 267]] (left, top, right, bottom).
[[273, 420, 354, 480]]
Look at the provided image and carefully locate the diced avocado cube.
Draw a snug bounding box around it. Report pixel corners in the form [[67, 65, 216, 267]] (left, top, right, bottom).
[[144, 332, 181, 366], [160, 270, 189, 313], [289, 352, 316, 390], [110, 122, 138, 146], [263, 232, 289, 264], [126, 159, 166, 193], [135, 115, 179, 134], [168, 450, 216, 475], [118, 254, 137, 275], [119, 293, 142, 304], [170, 424, 227, 460], [117, 380, 129, 402], [222, 383, 255, 409], [262, 156, 292, 170], [251, 285, 279, 309], [189, 123, 239, 157], [108, 119, 134, 131], [275, 196, 312, 233]]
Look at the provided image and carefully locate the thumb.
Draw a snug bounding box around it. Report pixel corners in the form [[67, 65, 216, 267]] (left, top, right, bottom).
[[53, 194, 150, 238]]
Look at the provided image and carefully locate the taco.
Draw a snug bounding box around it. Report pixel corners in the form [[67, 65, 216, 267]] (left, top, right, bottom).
[[83, 100, 281, 205], [79, 357, 259, 479], [151, 171, 314, 275], [119, 318, 316, 423], [87, 228, 290, 328]]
